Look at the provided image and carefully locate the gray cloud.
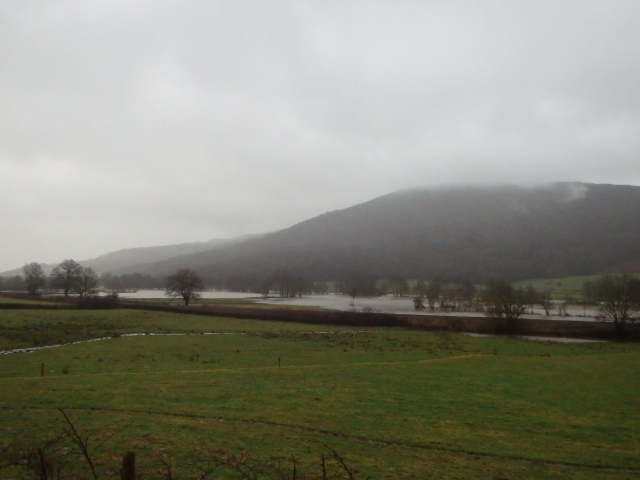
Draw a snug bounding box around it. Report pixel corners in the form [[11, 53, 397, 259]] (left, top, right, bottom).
[[2, 1, 640, 271]]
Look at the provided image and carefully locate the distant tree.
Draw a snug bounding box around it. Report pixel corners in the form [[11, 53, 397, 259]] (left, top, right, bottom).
[[413, 296, 425, 310], [74, 267, 99, 300], [1, 275, 24, 292], [484, 280, 526, 330], [344, 272, 378, 303], [581, 280, 599, 304], [50, 259, 83, 296], [439, 284, 457, 311], [312, 280, 328, 294], [456, 279, 476, 302], [425, 279, 442, 309], [538, 290, 553, 316], [99, 272, 162, 292], [455, 279, 477, 311], [389, 276, 409, 297], [165, 268, 205, 305], [268, 269, 307, 298], [100, 272, 122, 292], [523, 284, 538, 314], [225, 275, 259, 292], [22, 262, 46, 295], [594, 273, 640, 334], [413, 279, 427, 298], [259, 276, 272, 298]]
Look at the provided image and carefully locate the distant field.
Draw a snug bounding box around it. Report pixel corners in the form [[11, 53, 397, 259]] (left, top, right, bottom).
[[511, 275, 598, 299], [512, 273, 640, 300], [0, 295, 56, 305], [0, 308, 638, 479], [119, 296, 325, 311]]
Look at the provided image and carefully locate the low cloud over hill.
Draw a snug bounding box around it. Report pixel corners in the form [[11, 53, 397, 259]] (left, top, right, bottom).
[[108, 183, 640, 282]]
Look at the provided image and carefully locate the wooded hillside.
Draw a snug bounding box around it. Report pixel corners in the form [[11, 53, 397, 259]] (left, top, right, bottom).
[[117, 183, 640, 282]]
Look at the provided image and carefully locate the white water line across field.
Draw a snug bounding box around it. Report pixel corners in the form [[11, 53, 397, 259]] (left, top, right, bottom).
[[0, 330, 379, 355]]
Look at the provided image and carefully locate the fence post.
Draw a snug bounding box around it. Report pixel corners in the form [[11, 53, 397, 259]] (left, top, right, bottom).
[[121, 451, 135, 480]]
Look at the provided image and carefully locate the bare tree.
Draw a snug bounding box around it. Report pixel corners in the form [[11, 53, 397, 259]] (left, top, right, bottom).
[[312, 280, 329, 294], [165, 268, 205, 305], [22, 262, 46, 295], [74, 267, 99, 300], [50, 259, 83, 296], [389, 276, 409, 297], [413, 296, 425, 309], [344, 272, 378, 303], [425, 279, 442, 309], [581, 280, 599, 303], [0, 275, 24, 292], [524, 284, 538, 314], [269, 269, 305, 298], [413, 279, 426, 298], [484, 280, 526, 330], [595, 273, 640, 334], [538, 290, 553, 316]]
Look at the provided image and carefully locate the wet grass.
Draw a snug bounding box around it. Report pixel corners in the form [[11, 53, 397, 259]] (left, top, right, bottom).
[[513, 274, 640, 299], [119, 296, 324, 310], [0, 309, 357, 351], [0, 308, 638, 479], [0, 295, 56, 305]]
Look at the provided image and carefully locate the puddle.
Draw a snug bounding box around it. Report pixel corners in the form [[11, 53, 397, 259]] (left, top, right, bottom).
[[463, 333, 606, 343]]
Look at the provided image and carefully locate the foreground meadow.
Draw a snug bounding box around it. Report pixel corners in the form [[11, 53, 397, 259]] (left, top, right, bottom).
[[0, 308, 638, 479]]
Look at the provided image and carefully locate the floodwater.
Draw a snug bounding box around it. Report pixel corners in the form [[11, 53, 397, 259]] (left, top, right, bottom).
[[117, 290, 258, 300], [463, 333, 606, 343], [119, 290, 602, 322]]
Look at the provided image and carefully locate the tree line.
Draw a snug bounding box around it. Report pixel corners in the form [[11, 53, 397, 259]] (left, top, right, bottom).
[[4, 260, 638, 334], [0, 260, 163, 297]]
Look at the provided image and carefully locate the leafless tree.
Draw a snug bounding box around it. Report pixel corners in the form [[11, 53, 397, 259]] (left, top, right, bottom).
[[484, 280, 526, 330], [165, 268, 205, 305], [524, 284, 538, 314], [538, 290, 553, 316], [389, 276, 409, 297], [312, 280, 329, 294], [413, 296, 425, 309], [595, 273, 640, 333], [22, 262, 46, 295], [344, 272, 378, 303], [413, 279, 426, 298], [50, 259, 83, 296], [425, 279, 442, 309], [74, 267, 99, 300], [582, 280, 599, 303]]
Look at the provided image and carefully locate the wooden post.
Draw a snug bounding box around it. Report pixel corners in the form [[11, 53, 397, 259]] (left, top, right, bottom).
[[278, 357, 281, 367], [41, 363, 44, 377], [121, 452, 135, 480]]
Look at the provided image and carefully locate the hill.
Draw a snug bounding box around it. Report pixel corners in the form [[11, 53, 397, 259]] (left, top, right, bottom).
[[0, 235, 260, 277], [128, 182, 640, 282]]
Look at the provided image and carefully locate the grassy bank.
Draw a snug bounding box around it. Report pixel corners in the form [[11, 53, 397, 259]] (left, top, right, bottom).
[[0, 308, 638, 479]]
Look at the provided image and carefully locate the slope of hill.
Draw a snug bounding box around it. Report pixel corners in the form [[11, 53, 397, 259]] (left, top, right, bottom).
[[130, 182, 640, 282], [0, 235, 260, 277], [86, 234, 261, 274]]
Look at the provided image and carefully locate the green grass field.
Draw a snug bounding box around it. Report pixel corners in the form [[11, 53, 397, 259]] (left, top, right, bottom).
[[512, 274, 640, 300], [0, 295, 56, 305], [0, 307, 638, 479]]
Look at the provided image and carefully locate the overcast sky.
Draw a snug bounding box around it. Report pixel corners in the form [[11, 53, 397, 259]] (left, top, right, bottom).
[[2, 1, 640, 272]]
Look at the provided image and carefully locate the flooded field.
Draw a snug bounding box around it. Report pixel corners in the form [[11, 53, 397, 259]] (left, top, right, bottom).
[[117, 290, 258, 300], [120, 290, 602, 321]]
